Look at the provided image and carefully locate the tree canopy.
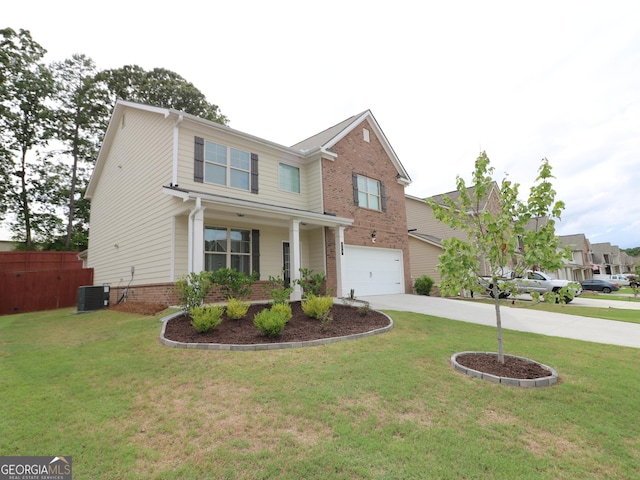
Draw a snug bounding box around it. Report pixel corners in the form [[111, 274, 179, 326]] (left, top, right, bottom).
[[428, 151, 570, 362], [0, 28, 228, 250]]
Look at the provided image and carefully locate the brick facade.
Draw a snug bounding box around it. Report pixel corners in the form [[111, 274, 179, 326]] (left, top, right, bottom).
[[322, 121, 411, 294], [109, 281, 275, 307]]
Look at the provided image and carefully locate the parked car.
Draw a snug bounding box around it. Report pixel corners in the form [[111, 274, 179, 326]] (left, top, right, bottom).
[[479, 270, 581, 303], [609, 274, 631, 286], [580, 279, 620, 293]]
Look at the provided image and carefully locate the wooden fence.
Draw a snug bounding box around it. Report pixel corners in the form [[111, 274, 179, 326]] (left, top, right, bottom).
[[0, 252, 94, 315]]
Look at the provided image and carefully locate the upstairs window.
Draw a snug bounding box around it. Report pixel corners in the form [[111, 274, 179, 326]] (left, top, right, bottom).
[[205, 141, 250, 190], [194, 137, 258, 193], [279, 163, 300, 193]]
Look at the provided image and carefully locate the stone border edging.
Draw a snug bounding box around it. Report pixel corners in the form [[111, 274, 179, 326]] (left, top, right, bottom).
[[450, 351, 559, 387], [159, 310, 394, 351]]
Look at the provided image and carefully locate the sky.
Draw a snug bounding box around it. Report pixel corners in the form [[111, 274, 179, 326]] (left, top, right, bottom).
[[4, 1, 640, 248]]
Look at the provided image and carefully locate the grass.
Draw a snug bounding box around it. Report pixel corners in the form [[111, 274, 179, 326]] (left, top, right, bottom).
[[2, 307, 640, 479], [503, 302, 640, 324]]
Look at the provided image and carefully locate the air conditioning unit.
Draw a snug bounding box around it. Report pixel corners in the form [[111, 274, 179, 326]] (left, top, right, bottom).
[[77, 285, 110, 312]]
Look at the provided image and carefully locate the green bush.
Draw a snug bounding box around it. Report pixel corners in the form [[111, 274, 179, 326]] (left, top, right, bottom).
[[175, 271, 213, 312], [212, 268, 258, 299], [301, 295, 333, 320], [414, 275, 434, 296], [270, 303, 292, 322], [267, 273, 293, 304], [190, 305, 224, 333], [226, 298, 250, 320], [295, 268, 327, 298], [253, 308, 288, 337]]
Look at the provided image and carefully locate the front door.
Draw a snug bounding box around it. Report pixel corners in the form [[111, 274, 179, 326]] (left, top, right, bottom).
[[283, 242, 291, 287]]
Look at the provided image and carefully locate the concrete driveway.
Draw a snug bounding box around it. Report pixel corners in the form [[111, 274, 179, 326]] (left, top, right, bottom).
[[358, 294, 640, 349]]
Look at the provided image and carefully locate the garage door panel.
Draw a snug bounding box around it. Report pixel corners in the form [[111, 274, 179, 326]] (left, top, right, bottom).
[[344, 246, 403, 296]]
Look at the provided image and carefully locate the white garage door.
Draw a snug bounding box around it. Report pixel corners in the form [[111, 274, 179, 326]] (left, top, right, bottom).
[[344, 246, 404, 296]]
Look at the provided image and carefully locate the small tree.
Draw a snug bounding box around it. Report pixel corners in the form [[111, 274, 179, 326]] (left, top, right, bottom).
[[428, 152, 569, 363]]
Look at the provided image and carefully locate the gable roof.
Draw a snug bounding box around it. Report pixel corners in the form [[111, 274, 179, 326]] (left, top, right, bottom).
[[290, 110, 411, 185], [87, 101, 412, 198], [428, 181, 499, 212]]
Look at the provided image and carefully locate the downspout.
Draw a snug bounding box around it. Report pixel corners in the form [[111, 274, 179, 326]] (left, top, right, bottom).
[[172, 114, 184, 187], [188, 197, 203, 273]]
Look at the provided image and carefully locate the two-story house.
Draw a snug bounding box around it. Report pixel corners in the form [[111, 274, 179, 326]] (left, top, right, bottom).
[[405, 184, 501, 286], [85, 100, 412, 304], [554, 234, 593, 282]]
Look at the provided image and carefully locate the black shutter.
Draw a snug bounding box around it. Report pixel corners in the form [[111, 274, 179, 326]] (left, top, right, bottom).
[[380, 181, 387, 212], [251, 229, 260, 276], [194, 136, 204, 183], [352, 172, 359, 205], [251, 153, 259, 194]]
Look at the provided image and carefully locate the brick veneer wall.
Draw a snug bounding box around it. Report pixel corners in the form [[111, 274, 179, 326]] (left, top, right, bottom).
[[322, 120, 412, 294], [108, 281, 274, 307]]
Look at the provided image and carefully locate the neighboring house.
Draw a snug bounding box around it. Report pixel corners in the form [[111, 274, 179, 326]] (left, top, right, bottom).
[[405, 183, 501, 286], [591, 242, 623, 275], [554, 234, 593, 282], [85, 100, 412, 304]]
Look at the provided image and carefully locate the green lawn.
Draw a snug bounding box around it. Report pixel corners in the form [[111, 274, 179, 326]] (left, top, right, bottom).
[[1, 307, 639, 479], [506, 302, 640, 324]]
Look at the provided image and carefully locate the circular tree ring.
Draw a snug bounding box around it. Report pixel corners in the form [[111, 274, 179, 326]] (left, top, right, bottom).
[[451, 351, 558, 387]]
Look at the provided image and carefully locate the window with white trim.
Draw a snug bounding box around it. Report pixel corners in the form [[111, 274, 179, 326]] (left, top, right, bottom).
[[204, 141, 250, 190], [357, 175, 381, 210], [205, 227, 251, 275], [278, 163, 300, 193]]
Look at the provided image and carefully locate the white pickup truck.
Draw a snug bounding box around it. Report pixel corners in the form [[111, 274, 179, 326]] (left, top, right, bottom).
[[482, 270, 582, 303]]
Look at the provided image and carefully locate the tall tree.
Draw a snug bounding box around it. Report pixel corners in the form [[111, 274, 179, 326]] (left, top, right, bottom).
[[98, 65, 228, 124], [0, 28, 55, 249], [50, 54, 110, 249], [428, 152, 569, 363]]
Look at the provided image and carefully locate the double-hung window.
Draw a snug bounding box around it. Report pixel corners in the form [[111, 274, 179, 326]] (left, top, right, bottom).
[[204, 141, 251, 190], [205, 227, 252, 275], [278, 163, 300, 193], [357, 175, 381, 210]]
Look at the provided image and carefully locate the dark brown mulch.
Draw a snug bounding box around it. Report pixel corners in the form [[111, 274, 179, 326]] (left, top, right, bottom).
[[108, 302, 169, 315], [456, 352, 551, 379], [163, 301, 391, 344]]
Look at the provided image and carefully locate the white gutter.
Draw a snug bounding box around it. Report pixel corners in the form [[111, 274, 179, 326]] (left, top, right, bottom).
[[172, 114, 184, 187], [187, 197, 203, 273]]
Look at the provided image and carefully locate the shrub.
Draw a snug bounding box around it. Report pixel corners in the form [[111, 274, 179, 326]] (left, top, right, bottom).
[[175, 271, 213, 312], [190, 305, 224, 333], [253, 308, 288, 337], [267, 273, 293, 304], [211, 268, 258, 299], [301, 295, 333, 320], [226, 298, 250, 320], [270, 303, 292, 322], [414, 275, 434, 296], [295, 268, 327, 298]]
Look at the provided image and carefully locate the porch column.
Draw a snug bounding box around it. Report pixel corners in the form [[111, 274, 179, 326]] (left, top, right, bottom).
[[188, 198, 205, 273], [335, 226, 347, 297], [290, 219, 302, 301]]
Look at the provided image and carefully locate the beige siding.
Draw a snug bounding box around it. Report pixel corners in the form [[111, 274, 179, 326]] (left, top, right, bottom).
[[88, 108, 176, 286], [305, 160, 324, 213], [176, 123, 323, 212], [408, 237, 443, 285], [306, 228, 326, 274], [406, 196, 461, 241]]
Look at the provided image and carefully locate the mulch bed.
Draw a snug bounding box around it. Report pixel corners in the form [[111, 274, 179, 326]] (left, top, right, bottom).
[[455, 352, 551, 379], [163, 301, 391, 344]]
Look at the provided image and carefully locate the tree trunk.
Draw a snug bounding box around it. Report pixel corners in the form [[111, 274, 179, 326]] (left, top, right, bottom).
[[20, 149, 32, 249], [492, 284, 505, 363], [65, 120, 80, 250]]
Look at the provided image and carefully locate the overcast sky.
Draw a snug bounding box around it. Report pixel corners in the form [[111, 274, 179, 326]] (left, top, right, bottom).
[[5, 1, 640, 248]]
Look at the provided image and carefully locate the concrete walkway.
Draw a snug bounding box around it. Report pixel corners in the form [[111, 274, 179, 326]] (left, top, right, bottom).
[[358, 294, 640, 349]]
